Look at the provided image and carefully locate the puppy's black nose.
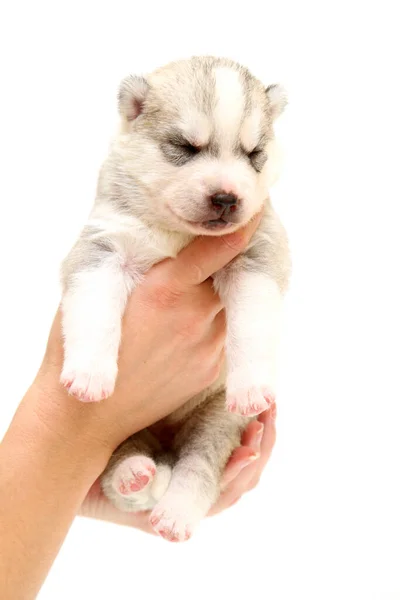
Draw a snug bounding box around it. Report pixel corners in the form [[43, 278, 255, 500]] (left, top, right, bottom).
[[210, 193, 238, 209]]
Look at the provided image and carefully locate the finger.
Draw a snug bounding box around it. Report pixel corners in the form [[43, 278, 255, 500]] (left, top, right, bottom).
[[241, 420, 264, 450], [255, 404, 277, 470], [209, 307, 226, 339], [83, 501, 154, 534], [80, 482, 155, 534], [221, 446, 259, 488], [209, 461, 259, 516], [191, 279, 224, 323], [199, 309, 226, 358], [168, 210, 263, 288], [221, 420, 263, 488], [209, 407, 276, 515], [212, 453, 262, 516], [246, 403, 277, 490]]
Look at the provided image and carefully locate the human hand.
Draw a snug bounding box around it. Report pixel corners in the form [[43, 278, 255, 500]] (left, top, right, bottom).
[[35, 212, 263, 456], [211, 405, 276, 514], [79, 406, 276, 531]]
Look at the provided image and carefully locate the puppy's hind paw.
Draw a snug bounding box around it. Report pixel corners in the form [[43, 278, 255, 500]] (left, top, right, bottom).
[[150, 507, 194, 543], [150, 494, 206, 542], [112, 456, 156, 496]]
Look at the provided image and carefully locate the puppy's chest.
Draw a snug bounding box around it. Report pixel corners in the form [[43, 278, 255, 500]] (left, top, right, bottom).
[[122, 224, 193, 275]]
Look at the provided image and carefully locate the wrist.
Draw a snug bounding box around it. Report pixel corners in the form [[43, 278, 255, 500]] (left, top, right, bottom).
[[0, 375, 113, 600], [10, 376, 113, 483]]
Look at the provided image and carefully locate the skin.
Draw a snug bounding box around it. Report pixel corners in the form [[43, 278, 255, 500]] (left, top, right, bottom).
[[0, 212, 276, 600]]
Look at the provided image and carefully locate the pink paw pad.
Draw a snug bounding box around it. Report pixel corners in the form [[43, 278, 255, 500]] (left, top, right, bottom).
[[112, 456, 156, 497], [150, 510, 193, 543], [156, 527, 191, 543]]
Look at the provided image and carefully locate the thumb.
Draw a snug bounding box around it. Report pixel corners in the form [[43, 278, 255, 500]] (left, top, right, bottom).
[[167, 210, 263, 289]]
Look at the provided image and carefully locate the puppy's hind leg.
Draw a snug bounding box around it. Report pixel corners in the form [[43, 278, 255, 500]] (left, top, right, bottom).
[[101, 430, 172, 513], [150, 391, 248, 542]]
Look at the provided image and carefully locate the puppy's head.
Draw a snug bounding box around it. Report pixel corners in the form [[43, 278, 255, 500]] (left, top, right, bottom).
[[115, 57, 286, 235]]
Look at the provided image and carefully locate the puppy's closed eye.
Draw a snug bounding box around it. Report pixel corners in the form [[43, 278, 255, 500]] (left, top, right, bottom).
[[162, 136, 202, 166], [172, 140, 201, 156], [246, 148, 267, 172], [247, 148, 262, 160]]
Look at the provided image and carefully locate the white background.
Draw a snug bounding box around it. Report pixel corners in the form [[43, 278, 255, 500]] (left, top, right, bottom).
[[0, 1, 399, 599]]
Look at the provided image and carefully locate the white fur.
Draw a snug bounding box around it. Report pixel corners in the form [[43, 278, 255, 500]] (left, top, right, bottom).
[[266, 83, 287, 119], [150, 465, 173, 502], [150, 457, 216, 542], [214, 67, 245, 150], [178, 111, 211, 147], [241, 107, 262, 151], [89, 202, 193, 267], [214, 272, 282, 416], [61, 259, 133, 402]]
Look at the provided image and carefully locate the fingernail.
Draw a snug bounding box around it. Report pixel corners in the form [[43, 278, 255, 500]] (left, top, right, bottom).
[[270, 403, 277, 422], [250, 423, 264, 452], [238, 452, 259, 472]]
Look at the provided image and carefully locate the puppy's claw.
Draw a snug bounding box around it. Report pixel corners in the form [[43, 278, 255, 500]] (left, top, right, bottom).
[[60, 365, 117, 403], [226, 386, 275, 416]]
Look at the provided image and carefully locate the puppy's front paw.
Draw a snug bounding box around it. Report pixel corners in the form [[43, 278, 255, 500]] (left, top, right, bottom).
[[61, 360, 117, 402], [226, 364, 276, 416], [226, 385, 275, 416]]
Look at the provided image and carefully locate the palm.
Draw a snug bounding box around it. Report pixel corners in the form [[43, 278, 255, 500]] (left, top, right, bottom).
[[79, 409, 275, 533]]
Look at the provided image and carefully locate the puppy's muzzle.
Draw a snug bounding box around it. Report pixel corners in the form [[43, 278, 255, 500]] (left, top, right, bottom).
[[197, 192, 242, 230], [210, 193, 238, 218]]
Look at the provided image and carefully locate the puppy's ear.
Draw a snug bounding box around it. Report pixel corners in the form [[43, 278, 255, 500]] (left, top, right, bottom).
[[118, 75, 149, 121], [266, 84, 287, 120]]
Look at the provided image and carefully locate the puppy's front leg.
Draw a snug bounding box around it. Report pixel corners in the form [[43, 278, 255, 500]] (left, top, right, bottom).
[[215, 268, 283, 416], [61, 248, 134, 402]]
